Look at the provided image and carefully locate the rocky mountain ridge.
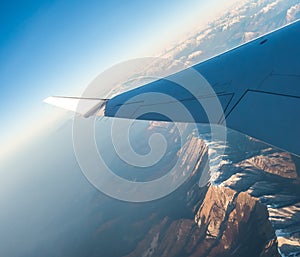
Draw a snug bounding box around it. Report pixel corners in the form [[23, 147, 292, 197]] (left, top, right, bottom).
[[122, 132, 283, 257]]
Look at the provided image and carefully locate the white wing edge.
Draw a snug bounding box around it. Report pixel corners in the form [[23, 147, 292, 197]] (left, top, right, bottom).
[[43, 96, 107, 117]]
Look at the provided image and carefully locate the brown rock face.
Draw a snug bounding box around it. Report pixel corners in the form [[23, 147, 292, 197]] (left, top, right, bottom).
[[124, 186, 280, 257], [194, 186, 280, 257], [195, 186, 236, 239], [241, 148, 297, 178]]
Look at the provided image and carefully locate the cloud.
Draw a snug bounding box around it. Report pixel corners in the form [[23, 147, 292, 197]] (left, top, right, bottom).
[[242, 31, 260, 43], [286, 3, 300, 23], [156, 0, 300, 78], [187, 50, 203, 61], [196, 29, 212, 44], [259, 0, 280, 14], [221, 15, 245, 31]]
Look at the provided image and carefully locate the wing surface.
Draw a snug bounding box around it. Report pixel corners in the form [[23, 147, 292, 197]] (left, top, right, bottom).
[[44, 20, 300, 156]]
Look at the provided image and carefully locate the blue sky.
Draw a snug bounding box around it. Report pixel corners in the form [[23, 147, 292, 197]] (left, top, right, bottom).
[[0, 0, 236, 159]]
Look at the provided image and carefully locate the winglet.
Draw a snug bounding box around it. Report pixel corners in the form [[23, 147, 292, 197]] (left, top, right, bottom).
[[43, 96, 108, 118]]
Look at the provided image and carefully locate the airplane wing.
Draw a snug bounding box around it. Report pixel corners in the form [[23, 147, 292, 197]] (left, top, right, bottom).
[[45, 20, 300, 156]]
